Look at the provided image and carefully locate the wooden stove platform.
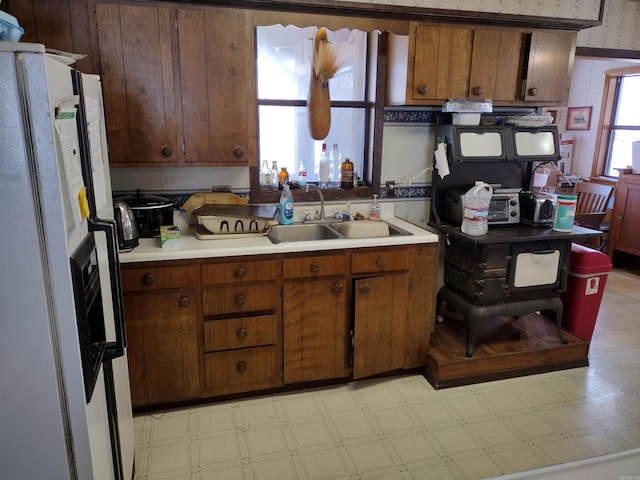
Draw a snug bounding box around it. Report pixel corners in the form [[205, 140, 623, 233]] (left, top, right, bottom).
[[424, 313, 590, 389]]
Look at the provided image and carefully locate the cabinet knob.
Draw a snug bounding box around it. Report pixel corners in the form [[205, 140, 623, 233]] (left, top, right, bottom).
[[473, 86, 483, 96], [310, 261, 320, 273], [376, 257, 387, 269], [616, 215, 623, 221], [359, 284, 370, 294], [417, 85, 427, 95], [332, 283, 343, 294], [234, 267, 246, 279], [236, 361, 247, 373], [233, 145, 245, 158], [160, 145, 173, 157], [237, 327, 248, 339], [528, 87, 538, 96], [142, 274, 155, 286], [234, 294, 246, 306], [179, 296, 191, 308]]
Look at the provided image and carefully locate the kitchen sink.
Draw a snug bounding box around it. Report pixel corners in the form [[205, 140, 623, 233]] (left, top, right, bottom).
[[267, 223, 343, 243], [328, 220, 413, 238]]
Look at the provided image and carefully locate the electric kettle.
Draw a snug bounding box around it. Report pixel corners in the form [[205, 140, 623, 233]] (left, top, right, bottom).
[[114, 199, 139, 250]]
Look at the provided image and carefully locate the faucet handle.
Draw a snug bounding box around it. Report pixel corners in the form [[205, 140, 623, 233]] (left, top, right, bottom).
[[303, 210, 312, 221], [333, 209, 342, 219]]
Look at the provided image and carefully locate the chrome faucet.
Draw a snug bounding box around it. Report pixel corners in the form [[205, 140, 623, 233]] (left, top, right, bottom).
[[305, 184, 326, 221]]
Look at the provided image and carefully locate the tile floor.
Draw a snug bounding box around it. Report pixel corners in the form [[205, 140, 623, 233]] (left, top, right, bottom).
[[133, 269, 640, 480]]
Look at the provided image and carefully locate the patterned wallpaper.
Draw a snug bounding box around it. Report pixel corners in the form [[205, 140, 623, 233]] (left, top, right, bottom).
[[336, 0, 640, 50]]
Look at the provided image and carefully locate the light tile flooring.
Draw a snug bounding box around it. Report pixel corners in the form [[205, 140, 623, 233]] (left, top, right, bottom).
[[133, 269, 640, 480]]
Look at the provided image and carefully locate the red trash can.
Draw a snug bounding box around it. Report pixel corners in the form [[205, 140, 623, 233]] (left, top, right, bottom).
[[561, 243, 612, 340]]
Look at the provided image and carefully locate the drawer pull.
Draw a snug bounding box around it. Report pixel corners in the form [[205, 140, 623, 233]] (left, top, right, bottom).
[[234, 294, 246, 306], [473, 86, 483, 96], [359, 284, 370, 294], [376, 257, 386, 269], [160, 145, 173, 157], [332, 283, 343, 294], [233, 145, 245, 158], [179, 296, 191, 308], [237, 327, 248, 339], [142, 274, 155, 286], [236, 361, 247, 373], [311, 261, 320, 273], [234, 267, 246, 279]]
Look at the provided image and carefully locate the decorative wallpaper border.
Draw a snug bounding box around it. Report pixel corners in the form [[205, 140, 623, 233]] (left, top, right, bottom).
[[383, 109, 439, 124]]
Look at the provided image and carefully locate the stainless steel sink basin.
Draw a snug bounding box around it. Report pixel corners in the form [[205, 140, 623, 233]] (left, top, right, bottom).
[[267, 223, 343, 243]]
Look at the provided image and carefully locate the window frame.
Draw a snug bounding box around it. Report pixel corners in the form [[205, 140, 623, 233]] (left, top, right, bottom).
[[250, 26, 388, 204], [591, 66, 640, 179]]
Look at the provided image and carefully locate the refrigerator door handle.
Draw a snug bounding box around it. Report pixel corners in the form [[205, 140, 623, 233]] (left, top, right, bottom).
[[89, 218, 126, 360]]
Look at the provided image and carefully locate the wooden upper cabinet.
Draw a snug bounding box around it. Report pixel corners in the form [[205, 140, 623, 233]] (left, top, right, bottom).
[[96, 3, 181, 166], [524, 30, 576, 104], [468, 29, 523, 102], [410, 24, 472, 103], [177, 7, 257, 166]]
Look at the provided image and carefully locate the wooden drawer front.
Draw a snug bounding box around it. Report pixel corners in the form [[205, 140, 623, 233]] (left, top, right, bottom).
[[202, 284, 276, 317], [204, 315, 277, 352], [351, 249, 409, 274], [204, 346, 279, 391], [202, 259, 277, 285], [121, 265, 194, 292], [283, 254, 347, 279]]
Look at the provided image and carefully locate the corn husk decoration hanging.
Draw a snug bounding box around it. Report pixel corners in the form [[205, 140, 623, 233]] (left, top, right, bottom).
[[307, 28, 340, 140]]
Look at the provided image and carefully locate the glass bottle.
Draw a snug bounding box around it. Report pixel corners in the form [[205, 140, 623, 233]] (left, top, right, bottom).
[[340, 157, 354, 189], [270, 161, 279, 191], [278, 167, 289, 190], [260, 159, 271, 190], [329, 143, 341, 188], [318, 143, 330, 189]]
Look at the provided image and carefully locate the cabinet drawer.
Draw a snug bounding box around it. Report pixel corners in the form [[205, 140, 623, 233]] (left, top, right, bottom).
[[202, 284, 276, 317], [121, 264, 195, 292], [204, 315, 277, 352], [351, 249, 409, 274], [283, 253, 347, 279], [204, 345, 279, 391], [202, 259, 277, 285]]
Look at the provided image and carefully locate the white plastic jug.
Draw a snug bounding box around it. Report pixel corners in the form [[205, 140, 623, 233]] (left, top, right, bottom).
[[461, 181, 493, 236]]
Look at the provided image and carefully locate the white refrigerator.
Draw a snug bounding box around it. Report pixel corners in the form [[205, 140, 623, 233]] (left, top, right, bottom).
[[0, 43, 134, 479]]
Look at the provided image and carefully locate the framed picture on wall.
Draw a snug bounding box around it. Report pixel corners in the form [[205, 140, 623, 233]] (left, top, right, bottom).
[[566, 106, 592, 130]]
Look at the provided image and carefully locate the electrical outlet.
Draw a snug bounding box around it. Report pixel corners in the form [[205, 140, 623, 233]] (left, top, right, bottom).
[[385, 180, 395, 197]]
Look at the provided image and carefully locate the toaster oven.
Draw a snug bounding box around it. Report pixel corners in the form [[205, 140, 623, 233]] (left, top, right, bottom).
[[443, 188, 521, 225]]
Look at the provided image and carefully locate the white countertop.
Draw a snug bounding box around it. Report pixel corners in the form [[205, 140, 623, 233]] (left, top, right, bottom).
[[118, 213, 439, 263]]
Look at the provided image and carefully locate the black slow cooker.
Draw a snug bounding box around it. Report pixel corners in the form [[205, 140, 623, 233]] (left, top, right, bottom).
[[115, 190, 174, 238]]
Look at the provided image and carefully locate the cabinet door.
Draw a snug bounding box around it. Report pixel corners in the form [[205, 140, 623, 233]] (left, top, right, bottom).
[[96, 3, 181, 166], [353, 273, 409, 379], [469, 29, 523, 102], [124, 291, 199, 408], [283, 278, 347, 383], [177, 7, 256, 166], [410, 24, 472, 103], [609, 176, 640, 257], [524, 30, 576, 103]]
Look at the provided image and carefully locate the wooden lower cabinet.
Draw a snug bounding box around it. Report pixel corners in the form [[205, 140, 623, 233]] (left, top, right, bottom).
[[608, 174, 640, 259], [121, 262, 199, 409], [122, 242, 437, 409]]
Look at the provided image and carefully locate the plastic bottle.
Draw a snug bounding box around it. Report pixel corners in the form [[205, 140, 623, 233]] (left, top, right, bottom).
[[298, 159, 307, 188], [278, 167, 289, 190], [319, 143, 330, 189], [461, 181, 493, 236], [279, 184, 294, 225], [270, 161, 279, 191], [260, 160, 271, 190], [340, 157, 354, 189], [329, 143, 341, 187], [369, 194, 381, 220]]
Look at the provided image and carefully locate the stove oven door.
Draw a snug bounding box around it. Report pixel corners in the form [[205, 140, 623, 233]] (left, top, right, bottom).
[[507, 240, 570, 299]]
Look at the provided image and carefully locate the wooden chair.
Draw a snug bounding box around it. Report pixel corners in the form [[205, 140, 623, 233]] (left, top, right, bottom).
[[572, 181, 614, 251]]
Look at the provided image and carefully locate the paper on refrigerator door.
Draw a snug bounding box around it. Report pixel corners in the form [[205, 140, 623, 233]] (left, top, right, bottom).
[[54, 100, 86, 226], [434, 142, 450, 178]]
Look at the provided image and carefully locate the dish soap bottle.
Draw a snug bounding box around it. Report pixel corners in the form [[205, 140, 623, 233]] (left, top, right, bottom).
[[279, 184, 294, 225], [369, 194, 381, 220]]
